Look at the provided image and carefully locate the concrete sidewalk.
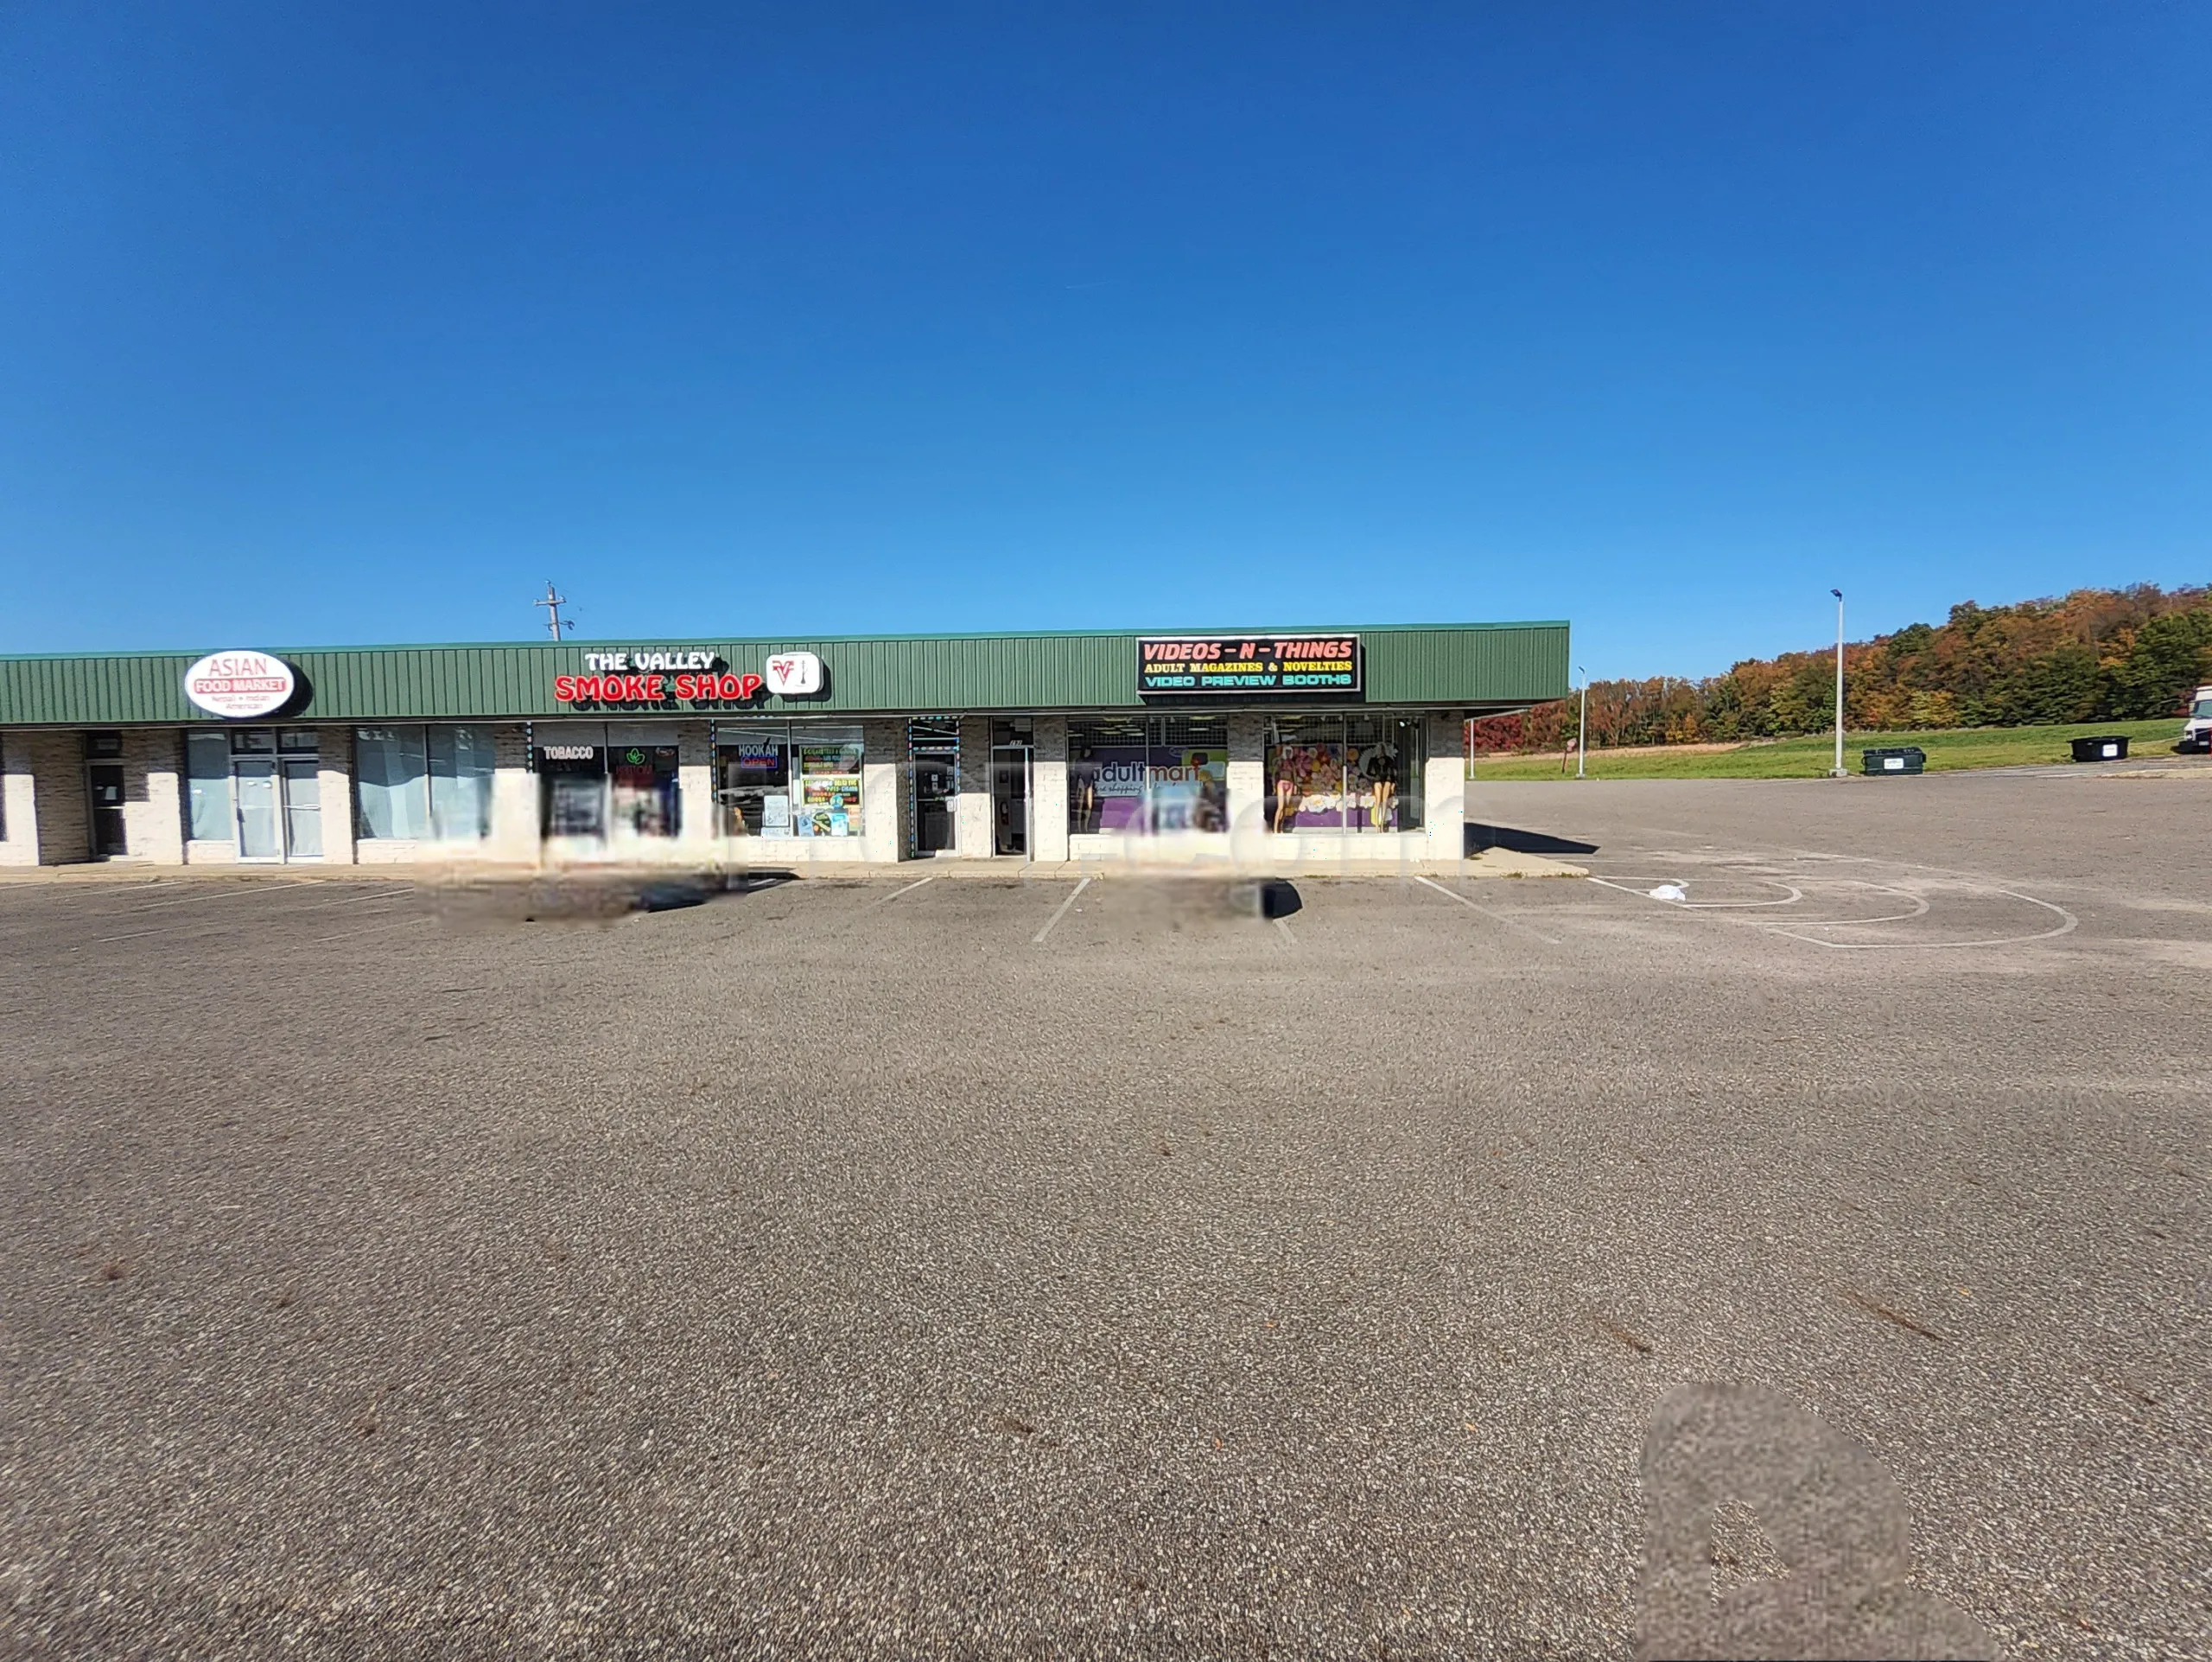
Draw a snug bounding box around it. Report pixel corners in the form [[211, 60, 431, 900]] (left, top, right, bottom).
[[0, 845, 1587, 885]]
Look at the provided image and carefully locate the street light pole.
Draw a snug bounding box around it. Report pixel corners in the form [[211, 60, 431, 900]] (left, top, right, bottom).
[[1830, 588, 1846, 778], [1577, 666, 1588, 780]]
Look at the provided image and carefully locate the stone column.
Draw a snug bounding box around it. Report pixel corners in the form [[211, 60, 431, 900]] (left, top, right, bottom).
[[1226, 713, 1268, 839], [1032, 717, 1070, 864], [0, 734, 41, 866], [316, 726, 357, 865], [955, 714, 993, 856], [1424, 711, 1465, 864], [861, 717, 910, 864], [124, 729, 186, 865], [677, 719, 716, 856], [490, 725, 539, 863]]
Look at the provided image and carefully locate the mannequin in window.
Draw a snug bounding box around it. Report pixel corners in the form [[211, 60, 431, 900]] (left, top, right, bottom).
[[1072, 745, 1098, 834], [1363, 739, 1399, 831], [1273, 748, 1300, 834]]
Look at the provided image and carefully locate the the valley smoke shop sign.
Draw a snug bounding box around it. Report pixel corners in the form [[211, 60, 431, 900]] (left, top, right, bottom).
[[553, 647, 824, 706], [182, 650, 296, 718], [1137, 634, 1361, 695]]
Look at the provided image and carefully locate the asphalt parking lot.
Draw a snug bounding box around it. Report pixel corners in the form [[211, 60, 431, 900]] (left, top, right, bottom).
[[1, 770, 2205, 1659]]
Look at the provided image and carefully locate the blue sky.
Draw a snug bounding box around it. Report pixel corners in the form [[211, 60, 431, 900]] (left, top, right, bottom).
[[2, 3, 2205, 676]]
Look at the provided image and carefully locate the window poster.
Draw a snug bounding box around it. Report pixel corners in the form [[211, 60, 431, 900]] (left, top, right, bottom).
[[1083, 746, 1228, 834], [797, 743, 863, 837]]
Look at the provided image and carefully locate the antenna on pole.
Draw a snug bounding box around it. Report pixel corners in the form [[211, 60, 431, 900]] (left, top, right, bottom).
[[535, 581, 574, 640]]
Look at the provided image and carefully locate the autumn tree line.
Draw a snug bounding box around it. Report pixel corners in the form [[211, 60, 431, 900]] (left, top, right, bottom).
[[1474, 583, 2212, 753]]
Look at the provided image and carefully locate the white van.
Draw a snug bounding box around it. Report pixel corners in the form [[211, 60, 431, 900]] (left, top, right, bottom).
[[2183, 685, 2212, 754]]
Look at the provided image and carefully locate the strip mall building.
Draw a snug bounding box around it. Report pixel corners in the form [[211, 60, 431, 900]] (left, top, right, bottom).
[[0, 623, 1567, 869]]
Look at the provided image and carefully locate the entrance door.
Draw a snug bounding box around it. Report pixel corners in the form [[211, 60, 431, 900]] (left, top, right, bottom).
[[235, 760, 281, 858], [989, 745, 1031, 857], [913, 752, 957, 853], [283, 759, 322, 858], [909, 718, 959, 856], [87, 764, 128, 857]]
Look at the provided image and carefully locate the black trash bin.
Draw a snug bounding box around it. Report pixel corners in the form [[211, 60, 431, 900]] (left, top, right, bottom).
[[2069, 735, 2130, 763], [1860, 746, 1926, 776]]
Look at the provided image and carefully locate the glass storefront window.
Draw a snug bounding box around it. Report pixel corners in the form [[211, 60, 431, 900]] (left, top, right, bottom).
[[533, 727, 683, 841], [610, 744, 681, 837], [715, 724, 864, 837], [1067, 716, 1228, 835], [715, 726, 791, 837], [427, 726, 495, 841], [186, 731, 233, 841], [1068, 717, 1140, 836], [1266, 716, 1422, 832], [356, 727, 430, 838], [357, 725, 493, 841], [796, 736, 864, 838], [538, 745, 607, 838]]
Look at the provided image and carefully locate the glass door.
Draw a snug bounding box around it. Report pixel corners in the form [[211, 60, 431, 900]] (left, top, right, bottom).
[[990, 745, 1031, 856], [235, 760, 281, 858], [83, 733, 129, 858], [283, 760, 322, 857], [913, 754, 956, 852], [908, 718, 958, 855], [87, 764, 128, 856], [226, 727, 321, 861]]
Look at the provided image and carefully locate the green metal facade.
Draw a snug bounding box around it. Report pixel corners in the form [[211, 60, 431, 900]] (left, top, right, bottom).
[[0, 623, 1568, 726]]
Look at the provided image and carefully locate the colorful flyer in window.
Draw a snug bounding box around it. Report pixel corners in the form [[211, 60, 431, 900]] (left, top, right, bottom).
[[800, 774, 862, 836]]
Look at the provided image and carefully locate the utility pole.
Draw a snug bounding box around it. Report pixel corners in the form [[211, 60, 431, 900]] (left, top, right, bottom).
[[1830, 588, 1846, 778], [1577, 666, 1588, 780], [536, 581, 574, 640]]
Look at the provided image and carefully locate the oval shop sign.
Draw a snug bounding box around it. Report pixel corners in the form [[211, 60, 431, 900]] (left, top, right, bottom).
[[182, 650, 296, 718]]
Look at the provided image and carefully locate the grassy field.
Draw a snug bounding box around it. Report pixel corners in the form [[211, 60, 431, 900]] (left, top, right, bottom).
[[1469, 716, 2190, 780]]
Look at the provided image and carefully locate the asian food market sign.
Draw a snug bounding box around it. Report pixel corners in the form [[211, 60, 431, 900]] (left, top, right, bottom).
[[182, 651, 296, 717], [1137, 635, 1361, 696]]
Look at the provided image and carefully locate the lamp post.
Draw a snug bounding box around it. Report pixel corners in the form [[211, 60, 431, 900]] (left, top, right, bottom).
[[1577, 665, 1588, 780], [1830, 589, 1846, 778]]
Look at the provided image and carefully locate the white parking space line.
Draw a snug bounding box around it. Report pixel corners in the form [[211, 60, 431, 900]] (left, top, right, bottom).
[[258, 887, 417, 914], [1768, 890, 2079, 951], [1274, 915, 1295, 947], [1032, 876, 1091, 944], [872, 875, 936, 907], [67, 881, 376, 919], [73, 892, 416, 946], [1412, 875, 1561, 945], [1580, 863, 2081, 952], [319, 913, 439, 945], [1767, 883, 1932, 927], [62, 888, 245, 917], [1587, 876, 1804, 908]]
